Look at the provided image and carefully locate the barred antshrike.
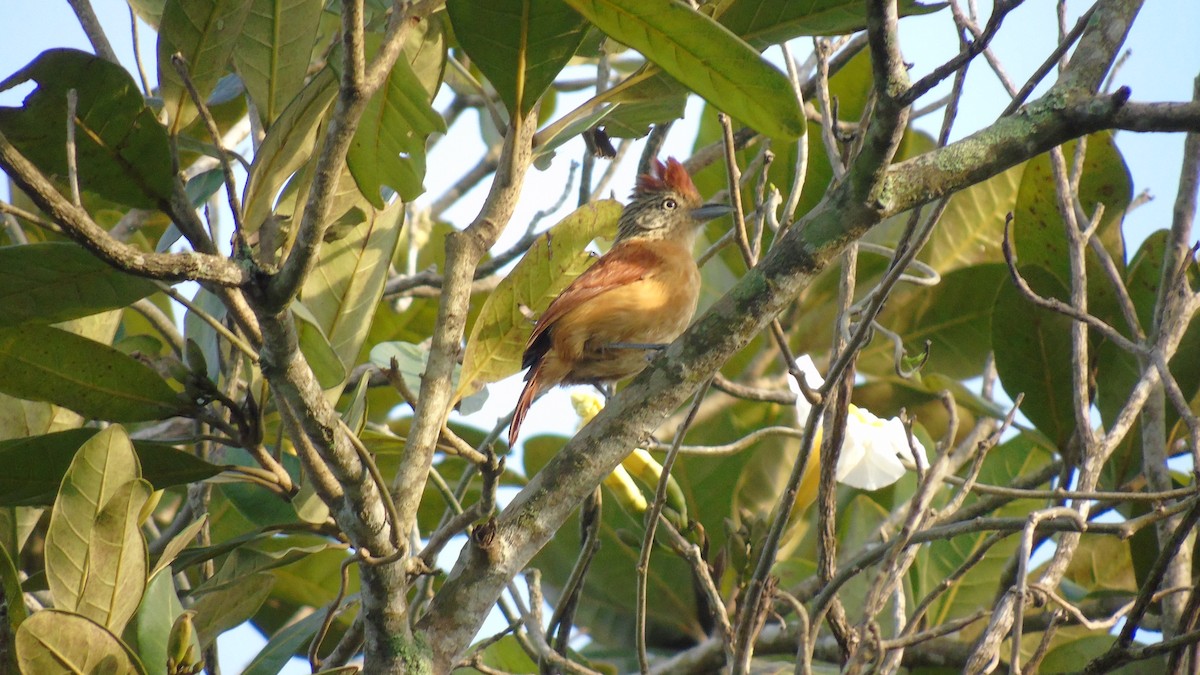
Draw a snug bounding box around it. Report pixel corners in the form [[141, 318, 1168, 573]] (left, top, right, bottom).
[[508, 158, 729, 446]]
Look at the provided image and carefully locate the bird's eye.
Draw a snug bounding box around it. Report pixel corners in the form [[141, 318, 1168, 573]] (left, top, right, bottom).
[[662, 197, 678, 210]]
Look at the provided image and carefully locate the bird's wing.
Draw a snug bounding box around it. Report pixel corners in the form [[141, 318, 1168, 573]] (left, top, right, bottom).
[[527, 242, 663, 348]]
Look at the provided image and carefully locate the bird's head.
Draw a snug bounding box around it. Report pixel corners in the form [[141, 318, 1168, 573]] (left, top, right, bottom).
[[615, 157, 730, 245]]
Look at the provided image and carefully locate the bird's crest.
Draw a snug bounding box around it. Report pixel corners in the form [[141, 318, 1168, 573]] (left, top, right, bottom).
[[634, 157, 700, 202]]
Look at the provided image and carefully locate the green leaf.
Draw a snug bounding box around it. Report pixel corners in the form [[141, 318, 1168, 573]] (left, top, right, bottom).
[[0, 49, 173, 209], [1012, 133, 1131, 295], [241, 606, 330, 675], [922, 162, 1024, 272], [447, 0, 588, 117], [151, 514, 209, 579], [129, 0, 167, 28], [242, 67, 337, 233], [292, 300, 348, 390], [1034, 628, 1165, 674], [0, 393, 80, 440], [192, 575, 275, 648], [299, 201, 405, 394], [1063, 535, 1137, 594], [0, 243, 157, 328], [346, 20, 447, 206], [867, 263, 1007, 379], [562, 0, 804, 140], [183, 287, 228, 383], [158, 0, 255, 134], [0, 538, 25, 673], [0, 324, 187, 422], [44, 426, 140, 619], [457, 200, 622, 400], [77, 478, 151, 633], [0, 507, 45, 562], [368, 340, 429, 395], [16, 609, 146, 675], [233, 0, 323, 125], [0, 429, 222, 507], [135, 570, 188, 675], [717, 0, 946, 47], [992, 267, 1077, 447], [218, 447, 304, 527]]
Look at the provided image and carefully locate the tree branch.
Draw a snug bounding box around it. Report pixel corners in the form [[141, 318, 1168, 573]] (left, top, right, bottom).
[[0, 131, 248, 285]]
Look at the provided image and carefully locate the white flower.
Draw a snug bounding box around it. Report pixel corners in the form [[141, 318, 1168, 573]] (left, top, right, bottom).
[[837, 406, 928, 490], [788, 354, 825, 425], [788, 355, 928, 491]]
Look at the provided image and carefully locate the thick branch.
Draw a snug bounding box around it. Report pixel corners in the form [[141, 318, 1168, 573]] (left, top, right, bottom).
[[0, 130, 248, 285], [413, 63, 1168, 675], [255, 308, 408, 656], [392, 114, 536, 544]]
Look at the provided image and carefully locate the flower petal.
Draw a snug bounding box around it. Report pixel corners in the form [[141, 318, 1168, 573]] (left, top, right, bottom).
[[789, 355, 826, 423]]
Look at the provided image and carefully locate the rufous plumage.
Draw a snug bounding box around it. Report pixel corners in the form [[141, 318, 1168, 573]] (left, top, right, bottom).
[[508, 158, 728, 446]]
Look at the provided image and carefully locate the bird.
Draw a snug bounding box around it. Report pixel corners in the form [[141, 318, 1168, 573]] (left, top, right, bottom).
[[508, 157, 730, 447]]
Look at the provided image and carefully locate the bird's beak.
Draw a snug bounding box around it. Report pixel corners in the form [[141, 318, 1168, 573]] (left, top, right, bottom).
[[691, 203, 733, 222]]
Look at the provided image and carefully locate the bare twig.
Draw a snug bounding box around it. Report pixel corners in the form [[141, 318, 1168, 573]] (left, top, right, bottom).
[[65, 90, 81, 207], [638, 377, 715, 673], [66, 0, 119, 64]]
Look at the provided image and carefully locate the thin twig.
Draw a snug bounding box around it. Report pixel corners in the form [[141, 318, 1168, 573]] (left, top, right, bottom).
[[637, 377, 714, 674], [65, 90, 81, 207], [170, 55, 246, 238]]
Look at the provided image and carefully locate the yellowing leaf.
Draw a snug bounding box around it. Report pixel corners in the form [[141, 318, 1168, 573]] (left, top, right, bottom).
[[457, 200, 621, 401], [17, 610, 144, 675]]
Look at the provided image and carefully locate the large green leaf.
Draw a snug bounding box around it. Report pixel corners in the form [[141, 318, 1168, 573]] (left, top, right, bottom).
[[447, 0, 589, 117], [44, 427, 141, 620], [562, 0, 804, 140], [1012, 132, 1131, 297], [346, 21, 447, 206], [0, 243, 157, 328], [457, 200, 621, 400], [0, 393, 82, 440], [1062, 535, 1137, 594], [242, 67, 337, 233], [0, 49, 173, 209], [716, 0, 946, 47], [0, 324, 187, 422], [77, 478, 152, 632], [1093, 230, 1200, 488], [190, 555, 276, 647], [233, 0, 323, 125], [217, 448, 306, 527], [292, 300, 348, 389], [0, 429, 222, 507], [865, 263, 1007, 379], [16, 609, 145, 675], [922, 162, 1024, 272], [299, 200, 405, 394], [134, 570, 189, 675], [158, 0, 254, 134], [992, 267, 1077, 448]]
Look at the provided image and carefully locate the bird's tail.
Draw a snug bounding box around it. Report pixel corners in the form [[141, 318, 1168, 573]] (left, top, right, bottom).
[[509, 365, 542, 447]]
